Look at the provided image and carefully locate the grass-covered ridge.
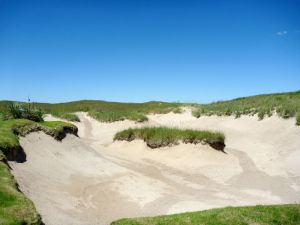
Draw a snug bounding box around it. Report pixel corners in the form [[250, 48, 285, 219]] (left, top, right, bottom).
[[111, 204, 300, 225], [0, 100, 183, 123], [0, 153, 42, 225], [0, 119, 78, 159], [1, 90, 300, 123], [192, 90, 300, 122], [114, 127, 225, 150], [50, 111, 80, 122], [0, 119, 78, 224]]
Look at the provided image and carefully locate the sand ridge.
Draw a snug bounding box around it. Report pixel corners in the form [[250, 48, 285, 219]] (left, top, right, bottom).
[[9, 109, 300, 225]]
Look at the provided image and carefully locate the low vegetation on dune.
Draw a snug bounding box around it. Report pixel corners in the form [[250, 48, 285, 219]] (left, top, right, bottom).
[[1, 90, 299, 124], [88, 110, 148, 123], [296, 114, 300, 126], [0, 100, 183, 123], [0, 119, 77, 159], [192, 90, 300, 125], [111, 204, 300, 225], [0, 153, 42, 225], [114, 127, 225, 150], [50, 111, 80, 122], [1, 103, 44, 122], [0, 119, 78, 224]]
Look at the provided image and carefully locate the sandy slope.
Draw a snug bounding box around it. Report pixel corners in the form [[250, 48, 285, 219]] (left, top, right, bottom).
[[9, 110, 300, 225]]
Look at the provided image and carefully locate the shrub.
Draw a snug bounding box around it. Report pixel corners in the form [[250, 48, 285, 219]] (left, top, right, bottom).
[[7, 103, 44, 122], [192, 109, 201, 118]]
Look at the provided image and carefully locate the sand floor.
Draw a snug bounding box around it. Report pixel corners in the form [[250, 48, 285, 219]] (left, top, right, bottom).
[[9, 109, 300, 225]]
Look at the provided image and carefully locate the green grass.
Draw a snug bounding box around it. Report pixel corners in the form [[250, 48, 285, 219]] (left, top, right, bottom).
[[0, 119, 78, 224], [192, 90, 300, 125], [1, 90, 299, 124], [0, 119, 77, 160], [88, 110, 148, 123], [111, 204, 300, 225], [0, 155, 42, 225], [296, 114, 300, 126], [114, 127, 225, 150], [50, 112, 80, 122], [0, 100, 183, 123]]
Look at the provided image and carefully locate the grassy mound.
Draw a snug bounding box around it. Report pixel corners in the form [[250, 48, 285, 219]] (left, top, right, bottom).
[[50, 112, 80, 122], [111, 204, 300, 225], [114, 127, 225, 150], [0, 119, 78, 159], [192, 90, 300, 124], [0, 119, 78, 224]]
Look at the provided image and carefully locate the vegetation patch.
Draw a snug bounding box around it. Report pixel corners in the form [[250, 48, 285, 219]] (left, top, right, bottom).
[[0, 119, 78, 224], [111, 204, 300, 225], [114, 127, 225, 151], [50, 112, 80, 122], [88, 110, 148, 123], [0, 100, 183, 123], [192, 90, 300, 125], [3, 103, 44, 122], [0, 119, 78, 161], [296, 114, 300, 126], [0, 155, 42, 225]]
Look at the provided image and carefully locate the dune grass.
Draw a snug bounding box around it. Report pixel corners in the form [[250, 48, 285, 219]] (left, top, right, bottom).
[[111, 204, 300, 225], [50, 111, 80, 122], [88, 110, 148, 123], [114, 127, 225, 150], [0, 119, 78, 224], [0, 155, 42, 225], [1, 90, 299, 124], [0, 119, 77, 157], [296, 114, 300, 126], [192, 90, 300, 124], [0, 100, 182, 123]]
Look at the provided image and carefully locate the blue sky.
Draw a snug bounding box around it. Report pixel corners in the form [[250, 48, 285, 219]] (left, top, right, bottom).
[[0, 0, 300, 103]]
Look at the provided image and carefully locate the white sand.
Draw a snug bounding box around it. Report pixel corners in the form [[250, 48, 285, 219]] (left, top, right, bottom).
[[9, 109, 300, 225]]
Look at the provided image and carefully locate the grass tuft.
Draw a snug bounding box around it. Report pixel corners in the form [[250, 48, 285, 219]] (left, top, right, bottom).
[[114, 127, 225, 150]]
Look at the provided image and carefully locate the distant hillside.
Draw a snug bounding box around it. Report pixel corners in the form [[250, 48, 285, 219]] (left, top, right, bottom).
[[1, 90, 300, 123], [192, 90, 300, 121]]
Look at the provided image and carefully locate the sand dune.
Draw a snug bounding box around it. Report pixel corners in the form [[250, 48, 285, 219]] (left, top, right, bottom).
[[9, 110, 300, 225]]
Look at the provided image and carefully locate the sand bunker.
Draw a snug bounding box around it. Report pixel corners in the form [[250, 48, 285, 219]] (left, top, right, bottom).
[[9, 110, 300, 225]]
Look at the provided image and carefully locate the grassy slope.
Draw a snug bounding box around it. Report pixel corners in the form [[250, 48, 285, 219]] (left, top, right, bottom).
[[0, 154, 41, 225], [111, 204, 300, 225], [1, 90, 299, 123], [0, 119, 77, 156], [192, 90, 300, 122], [114, 127, 225, 150], [0, 119, 78, 225], [0, 100, 182, 122]]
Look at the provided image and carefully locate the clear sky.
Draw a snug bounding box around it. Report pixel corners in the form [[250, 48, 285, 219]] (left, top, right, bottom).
[[1, 0, 300, 103]]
